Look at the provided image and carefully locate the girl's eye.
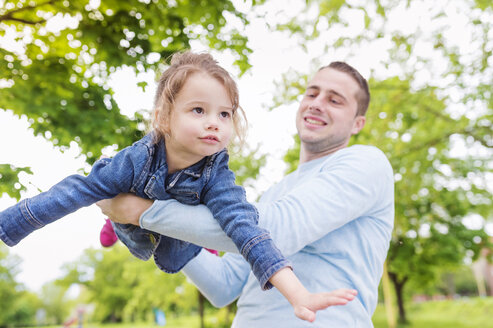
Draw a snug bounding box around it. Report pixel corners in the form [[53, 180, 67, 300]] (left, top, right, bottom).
[[192, 107, 204, 114], [220, 111, 231, 118]]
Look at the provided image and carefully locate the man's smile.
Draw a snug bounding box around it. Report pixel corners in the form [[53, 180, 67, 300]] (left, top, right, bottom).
[[304, 116, 327, 126]]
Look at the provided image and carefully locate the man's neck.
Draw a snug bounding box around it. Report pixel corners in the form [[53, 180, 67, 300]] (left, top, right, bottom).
[[299, 143, 347, 164]]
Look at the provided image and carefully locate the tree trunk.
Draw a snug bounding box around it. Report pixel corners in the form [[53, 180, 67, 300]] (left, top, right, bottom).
[[382, 263, 396, 328], [388, 271, 408, 324], [444, 272, 455, 298], [198, 291, 205, 328]]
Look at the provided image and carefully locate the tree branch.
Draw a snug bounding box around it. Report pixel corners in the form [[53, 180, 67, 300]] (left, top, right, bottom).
[[0, 16, 46, 25], [0, 0, 59, 24], [392, 130, 458, 160]]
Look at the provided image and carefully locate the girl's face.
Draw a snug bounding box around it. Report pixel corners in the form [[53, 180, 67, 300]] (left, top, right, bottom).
[[164, 72, 234, 172]]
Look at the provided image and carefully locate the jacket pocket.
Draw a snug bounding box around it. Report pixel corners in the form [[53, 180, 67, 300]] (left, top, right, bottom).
[[166, 189, 200, 205]]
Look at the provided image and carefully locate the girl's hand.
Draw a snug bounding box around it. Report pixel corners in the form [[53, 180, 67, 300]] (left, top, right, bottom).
[[269, 267, 357, 322], [293, 288, 358, 322]]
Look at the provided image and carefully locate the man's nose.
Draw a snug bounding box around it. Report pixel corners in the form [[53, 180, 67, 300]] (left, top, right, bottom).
[[308, 95, 324, 112]]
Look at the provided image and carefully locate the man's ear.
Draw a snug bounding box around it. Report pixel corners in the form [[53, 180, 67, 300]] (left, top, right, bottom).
[[351, 116, 366, 135]]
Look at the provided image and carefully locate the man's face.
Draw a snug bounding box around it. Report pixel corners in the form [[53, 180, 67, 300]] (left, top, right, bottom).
[[296, 68, 365, 156]]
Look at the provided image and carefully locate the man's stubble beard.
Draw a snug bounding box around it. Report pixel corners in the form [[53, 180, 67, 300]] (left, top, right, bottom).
[[300, 132, 348, 155]]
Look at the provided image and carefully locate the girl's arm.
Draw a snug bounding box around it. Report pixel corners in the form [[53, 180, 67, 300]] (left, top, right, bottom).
[[0, 141, 150, 246], [200, 150, 290, 290], [182, 250, 357, 322]]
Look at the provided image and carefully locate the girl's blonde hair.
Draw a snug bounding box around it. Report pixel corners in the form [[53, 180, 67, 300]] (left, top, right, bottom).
[[152, 51, 247, 146]]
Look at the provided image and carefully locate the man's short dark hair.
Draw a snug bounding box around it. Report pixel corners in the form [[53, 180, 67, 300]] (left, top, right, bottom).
[[320, 62, 370, 116]]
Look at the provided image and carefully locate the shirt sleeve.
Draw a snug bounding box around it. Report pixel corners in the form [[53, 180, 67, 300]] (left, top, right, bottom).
[[255, 146, 394, 256], [182, 250, 250, 307], [140, 146, 393, 257]]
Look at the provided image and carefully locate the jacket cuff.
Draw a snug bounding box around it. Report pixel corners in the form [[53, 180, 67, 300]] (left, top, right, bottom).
[[242, 234, 292, 290], [0, 199, 41, 246]]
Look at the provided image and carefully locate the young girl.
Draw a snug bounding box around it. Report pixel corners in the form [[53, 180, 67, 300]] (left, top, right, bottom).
[[0, 51, 355, 322]]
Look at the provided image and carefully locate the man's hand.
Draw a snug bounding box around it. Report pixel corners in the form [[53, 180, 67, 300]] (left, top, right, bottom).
[[96, 193, 153, 226]]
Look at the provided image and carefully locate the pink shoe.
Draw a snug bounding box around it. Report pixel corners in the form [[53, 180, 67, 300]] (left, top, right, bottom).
[[100, 219, 118, 247], [205, 248, 219, 256]]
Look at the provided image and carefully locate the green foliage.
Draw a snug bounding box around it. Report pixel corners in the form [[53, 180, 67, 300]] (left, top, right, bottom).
[[359, 78, 491, 289], [229, 143, 266, 187], [372, 297, 493, 328], [39, 281, 73, 324], [282, 134, 299, 174], [0, 164, 33, 200], [0, 245, 41, 326], [58, 245, 199, 323]]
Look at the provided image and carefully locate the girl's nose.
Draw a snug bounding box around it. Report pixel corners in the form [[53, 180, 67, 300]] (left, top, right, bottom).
[[206, 118, 219, 130]]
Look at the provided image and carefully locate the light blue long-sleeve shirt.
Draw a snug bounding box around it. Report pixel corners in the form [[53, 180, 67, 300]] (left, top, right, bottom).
[[140, 145, 394, 327]]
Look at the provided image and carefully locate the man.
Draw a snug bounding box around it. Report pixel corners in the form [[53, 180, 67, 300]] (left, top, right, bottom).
[[98, 62, 394, 327]]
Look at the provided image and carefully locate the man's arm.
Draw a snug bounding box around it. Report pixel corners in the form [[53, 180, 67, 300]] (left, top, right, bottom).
[[254, 146, 394, 256], [103, 146, 393, 257], [181, 250, 251, 307], [140, 199, 237, 252]]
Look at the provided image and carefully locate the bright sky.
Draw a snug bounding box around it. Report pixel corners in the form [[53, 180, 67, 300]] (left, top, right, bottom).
[[1, 0, 490, 292]]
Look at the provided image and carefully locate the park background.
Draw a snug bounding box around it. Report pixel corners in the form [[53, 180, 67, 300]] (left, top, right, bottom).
[[0, 0, 492, 327]]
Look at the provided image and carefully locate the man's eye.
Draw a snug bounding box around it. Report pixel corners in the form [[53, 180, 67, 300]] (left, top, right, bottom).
[[192, 107, 204, 114], [329, 97, 341, 105]]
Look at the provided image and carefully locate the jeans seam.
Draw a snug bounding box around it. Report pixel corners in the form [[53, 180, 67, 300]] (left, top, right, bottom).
[[240, 233, 270, 259], [21, 199, 43, 228]]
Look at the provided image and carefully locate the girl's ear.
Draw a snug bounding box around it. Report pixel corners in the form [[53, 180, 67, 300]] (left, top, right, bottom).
[[154, 106, 172, 136]]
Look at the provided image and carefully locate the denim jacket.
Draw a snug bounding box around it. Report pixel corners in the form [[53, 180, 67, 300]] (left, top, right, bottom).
[[0, 133, 290, 289]]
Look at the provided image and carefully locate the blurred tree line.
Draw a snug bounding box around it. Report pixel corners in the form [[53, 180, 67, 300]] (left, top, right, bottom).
[[0, 243, 237, 326], [0, 0, 492, 326]]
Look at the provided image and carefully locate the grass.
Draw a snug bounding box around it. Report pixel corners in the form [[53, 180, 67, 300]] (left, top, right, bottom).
[[33, 313, 225, 328], [372, 297, 493, 328], [25, 297, 493, 328]]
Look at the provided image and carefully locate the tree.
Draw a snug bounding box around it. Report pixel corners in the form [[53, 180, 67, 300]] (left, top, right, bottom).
[[0, 164, 33, 201], [267, 0, 492, 323], [58, 244, 205, 323], [39, 281, 73, 324], [0, 0, 259, 193], [0, 245, 41, 326]]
